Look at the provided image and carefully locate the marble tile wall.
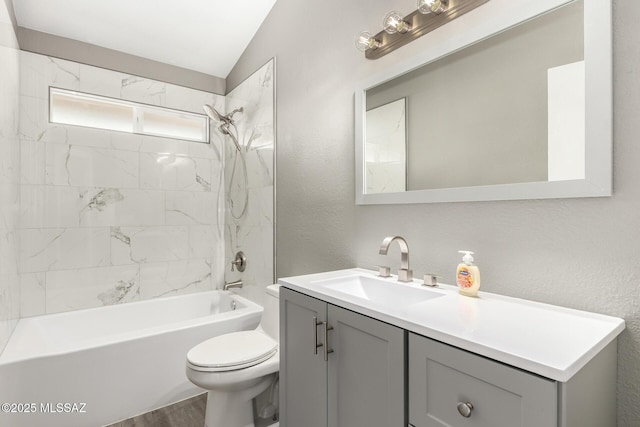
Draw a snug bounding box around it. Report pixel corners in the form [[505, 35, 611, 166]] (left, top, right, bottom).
[[18, 51, 226, 315], [224, 60, 275, 305], [0, 3, 21, 352]]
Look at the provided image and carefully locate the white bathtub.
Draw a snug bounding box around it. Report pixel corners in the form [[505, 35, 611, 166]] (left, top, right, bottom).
[[0, 290, 262, 427]]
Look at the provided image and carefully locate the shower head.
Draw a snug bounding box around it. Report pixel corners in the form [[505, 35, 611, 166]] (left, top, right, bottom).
[[204, 104, 243, 152], [203, 104, 244, 124], [203, 104, 225, 123]]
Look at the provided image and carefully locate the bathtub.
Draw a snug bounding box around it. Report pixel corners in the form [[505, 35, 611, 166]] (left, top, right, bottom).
[[0, 290, 262, 427]]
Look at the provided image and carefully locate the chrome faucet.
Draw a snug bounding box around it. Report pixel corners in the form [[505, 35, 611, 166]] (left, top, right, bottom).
[[223, 280, 243, 291], [378, 236, 413, 282]]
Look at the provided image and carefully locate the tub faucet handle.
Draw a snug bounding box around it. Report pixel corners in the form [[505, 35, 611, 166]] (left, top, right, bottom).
[[231, 251, 246, 272]]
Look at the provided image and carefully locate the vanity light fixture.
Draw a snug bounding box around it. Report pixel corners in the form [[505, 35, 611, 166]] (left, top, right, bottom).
[[417, 0, 448, 15], [355, 31, 382, 52], [357, 0, 489, 60], [383, 11, 412, 34]]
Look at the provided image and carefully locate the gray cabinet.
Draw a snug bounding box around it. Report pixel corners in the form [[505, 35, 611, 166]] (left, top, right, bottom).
[[280, 287, 328, 427], [408, 331, 618, 427], [280, 287, 405, 427], [408, 333, 557, 427], [281, 287, 618, 427]]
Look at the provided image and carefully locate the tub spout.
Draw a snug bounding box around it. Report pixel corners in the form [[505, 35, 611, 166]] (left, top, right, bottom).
[[223, 280, 243, 291]]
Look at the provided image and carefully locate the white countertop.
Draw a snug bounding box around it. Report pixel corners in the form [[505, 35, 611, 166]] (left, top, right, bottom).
[[278, 268, 625, 382]]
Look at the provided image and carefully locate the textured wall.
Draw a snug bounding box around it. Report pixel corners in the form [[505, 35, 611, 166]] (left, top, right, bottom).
[[18, 51, 226, 315], [224, 60, 274, 306], [227, 0, 640, 424], [0, 0, 21, 352]]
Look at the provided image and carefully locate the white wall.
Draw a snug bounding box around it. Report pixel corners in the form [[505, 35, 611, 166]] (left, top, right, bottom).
[[224, 59, 275, 305], [227, 0, 640, 424], [18, 52, 226, 315], [0, 0, 20, 352]]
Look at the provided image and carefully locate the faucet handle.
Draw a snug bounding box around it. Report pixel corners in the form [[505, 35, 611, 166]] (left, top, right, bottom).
[[230, 251, 246, 272], [378, 266, 391, 277], [398, 268, 413, 282], [423, 273, 442, 287]]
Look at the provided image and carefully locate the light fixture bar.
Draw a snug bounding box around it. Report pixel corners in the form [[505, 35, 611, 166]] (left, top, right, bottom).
[[365, 0, 490, 60]]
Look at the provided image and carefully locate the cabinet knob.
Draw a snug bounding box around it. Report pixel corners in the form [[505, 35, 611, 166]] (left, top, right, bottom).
[[456, 402, 474, 418]]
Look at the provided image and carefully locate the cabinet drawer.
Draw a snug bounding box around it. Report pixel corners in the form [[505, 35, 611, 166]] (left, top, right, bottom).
[[409, 333, 557, 427]]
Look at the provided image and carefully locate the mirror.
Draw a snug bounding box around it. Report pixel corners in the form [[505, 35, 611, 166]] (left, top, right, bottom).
[[355, 0, 611, 204], [365, 98, 407, 193]]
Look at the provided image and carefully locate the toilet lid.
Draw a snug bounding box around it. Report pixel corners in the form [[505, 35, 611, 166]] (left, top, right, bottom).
[[187, 331, 278, 371]]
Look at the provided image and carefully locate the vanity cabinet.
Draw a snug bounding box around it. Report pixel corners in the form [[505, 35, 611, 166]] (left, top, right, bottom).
[[279, 287, 405, 427], [279, 269, 622, 427], [408, 333, 557, 427], [280, 291, 617, 427]]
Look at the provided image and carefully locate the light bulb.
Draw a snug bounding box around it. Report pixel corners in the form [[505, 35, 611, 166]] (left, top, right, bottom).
[[417, 0, 448, 15], [383, 11, 411, 34], [355, 31, 381, 52]]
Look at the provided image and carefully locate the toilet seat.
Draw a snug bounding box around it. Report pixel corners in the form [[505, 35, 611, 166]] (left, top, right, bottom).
[[187, 330, 278, 372]]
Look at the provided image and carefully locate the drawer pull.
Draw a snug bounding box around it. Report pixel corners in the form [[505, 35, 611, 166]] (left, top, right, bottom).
[[457, 402, 474, 418]]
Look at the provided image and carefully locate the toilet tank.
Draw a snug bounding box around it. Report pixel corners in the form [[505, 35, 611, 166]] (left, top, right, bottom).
[[260, 285, 280, 340]]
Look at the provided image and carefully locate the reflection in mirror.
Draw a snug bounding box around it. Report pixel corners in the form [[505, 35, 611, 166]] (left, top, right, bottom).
[[365, 1, 584, 193], [356, 0, 611, 205], [365, 98, 407, 193]]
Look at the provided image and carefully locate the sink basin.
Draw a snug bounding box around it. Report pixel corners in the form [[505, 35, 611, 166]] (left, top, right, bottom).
[[311, 274, 444, 307]]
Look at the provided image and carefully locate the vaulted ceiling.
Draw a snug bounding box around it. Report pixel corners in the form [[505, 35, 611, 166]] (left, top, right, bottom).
[[12, 0, 277, 78]]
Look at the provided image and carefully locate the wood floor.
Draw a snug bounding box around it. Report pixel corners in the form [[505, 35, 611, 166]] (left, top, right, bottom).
[[105, 393, 279, 427], [106, 394, 206, 427]]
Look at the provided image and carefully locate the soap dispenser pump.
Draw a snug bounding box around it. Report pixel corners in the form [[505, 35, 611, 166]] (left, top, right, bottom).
[[456, 250, 480, 297]]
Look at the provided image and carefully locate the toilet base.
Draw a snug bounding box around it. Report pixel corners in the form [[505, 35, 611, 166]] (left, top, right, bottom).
[[204, 373, 276, 427]]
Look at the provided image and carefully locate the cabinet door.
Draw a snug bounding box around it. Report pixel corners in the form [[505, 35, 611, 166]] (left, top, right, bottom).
[[280, 288, 328, 427], [409, 333, 557, 427], [328, 305, 405, 427]]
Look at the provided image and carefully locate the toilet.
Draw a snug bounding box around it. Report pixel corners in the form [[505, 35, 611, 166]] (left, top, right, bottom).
[[186, 285, 280, 427]]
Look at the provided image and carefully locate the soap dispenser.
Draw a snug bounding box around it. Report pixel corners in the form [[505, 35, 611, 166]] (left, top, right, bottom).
[[456, 250, 480, 297]]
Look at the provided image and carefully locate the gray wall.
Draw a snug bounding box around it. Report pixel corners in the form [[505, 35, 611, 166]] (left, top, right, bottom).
[[227, 0, 640, 425], [17, 28, 226, 94]]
